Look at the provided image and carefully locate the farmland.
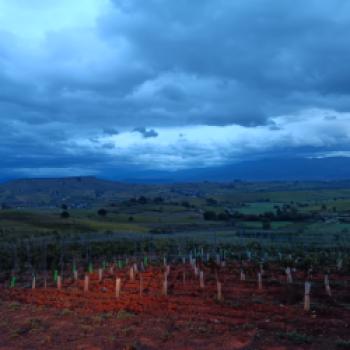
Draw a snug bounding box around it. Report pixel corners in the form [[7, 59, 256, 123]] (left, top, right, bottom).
[[1, 248, 350, 349], [1, 177, 350, 349], [1, 177, 350, 245]]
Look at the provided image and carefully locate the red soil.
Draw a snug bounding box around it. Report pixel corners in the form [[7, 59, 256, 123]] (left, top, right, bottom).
[[0, 264, 349, 349]]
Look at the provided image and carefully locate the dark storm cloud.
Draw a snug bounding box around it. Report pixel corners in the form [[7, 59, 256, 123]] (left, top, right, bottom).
[[1, 0, 350, 175], [101, 0, 350, 123], [132, 127, 159, 138], [2, 0, 350, 128], [103, 128, 119, 136]]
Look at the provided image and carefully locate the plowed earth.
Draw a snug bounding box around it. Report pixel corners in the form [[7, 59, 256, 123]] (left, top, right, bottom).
[[0, 264, 350, 349]]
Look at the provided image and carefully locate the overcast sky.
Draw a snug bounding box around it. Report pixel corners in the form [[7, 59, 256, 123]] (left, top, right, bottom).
[[1, 0, 350, 178]]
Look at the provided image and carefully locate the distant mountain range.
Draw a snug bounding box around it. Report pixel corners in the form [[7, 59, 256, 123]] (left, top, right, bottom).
[[0, 157, 350, 207], [0, 176, 145, 207], [119, 156, 350, 182], [1, 156, 350, 184]]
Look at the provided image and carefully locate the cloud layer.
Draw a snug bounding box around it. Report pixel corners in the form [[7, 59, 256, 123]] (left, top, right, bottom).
[[1, 0, 350, 176], [73, 109, 350, 170]]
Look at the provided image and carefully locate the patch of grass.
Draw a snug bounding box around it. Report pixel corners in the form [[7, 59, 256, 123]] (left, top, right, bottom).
[[251, 296, 265, 304], [224, 300, 242, 308], [195, 324, 212, 335], [277, 331, 313, 344], [107, 335, 116, 344], [27, 318, 45, 331], [91, 312, 116, 323], [10, 318, 45, 337], [120, 325, 135, 337], [8, 301, 21, 310], [11, 328, 26, 338], [116, 309, 136, 320], [337, 339, 350, 349], [80, 324, 95, 333], [160, 329, 173, 341], [60, 308, 73, 316], [241, 323, 256, 330], [100, 312, 114, 320], [90, 315, 105, 325], [123, 341, 140, 350], [237, 202, 280, 215]]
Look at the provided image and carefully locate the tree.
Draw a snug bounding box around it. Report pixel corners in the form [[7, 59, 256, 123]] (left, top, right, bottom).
[[262, 219, 271, 230], [203, 211, 217, 221], [206, 198, 218, 205], [97, 208, 108, 217], [217, 212, 230, 221], [181, 200, 191, 208], [138, 196, 148, 204], [61, 204, 68, 210], [60, 211, 70, 219], [262, 211, 275, 219], [153, 197, 164, 204]]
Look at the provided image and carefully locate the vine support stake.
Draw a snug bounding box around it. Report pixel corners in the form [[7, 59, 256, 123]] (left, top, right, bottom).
[[116, 277, 121, 298], [217, 281, 222, 301], [57, 276, 62, 290], [304, 281, 311, 311], [84, 274, 89, 293]]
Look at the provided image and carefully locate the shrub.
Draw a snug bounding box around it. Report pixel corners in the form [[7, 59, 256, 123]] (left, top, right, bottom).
[[262, 219, 271, 230], [337, 339, 350, 349], [97, 208, 108, 217], [203, 211, 217, 221], [60, 211, 70, 219]]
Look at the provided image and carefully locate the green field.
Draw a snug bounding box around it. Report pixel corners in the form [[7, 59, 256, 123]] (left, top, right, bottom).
[[1, 180, 350, 247]]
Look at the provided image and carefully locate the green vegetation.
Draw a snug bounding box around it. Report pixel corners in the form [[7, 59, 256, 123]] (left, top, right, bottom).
[[1, 179, 350, 259], [277, 331, 313, 344], [336, 339, 350, 349], [116, 310, 136, 320]]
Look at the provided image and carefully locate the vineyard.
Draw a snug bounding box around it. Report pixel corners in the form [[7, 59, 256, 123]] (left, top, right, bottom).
[[2, 180, 350, 348], [1, 240, 350, 349]]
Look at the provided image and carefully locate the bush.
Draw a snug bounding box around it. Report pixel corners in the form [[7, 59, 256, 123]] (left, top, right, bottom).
[[181, 201, 191, 208], [153, 197, 164, 204], [262, 220, 271, 230], [138, 196, 148, 204], [60, 211, 70, 219], [203, 211, 217, 221], [206, 198, 218, 205], [97, 208, 108, 217], [336, 339, 350, 349], [217, 212, 230, 221], [277, 331, 312, 344]]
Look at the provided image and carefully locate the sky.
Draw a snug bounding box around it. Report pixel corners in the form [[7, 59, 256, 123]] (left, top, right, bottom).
[[1, 0, 350, 179]]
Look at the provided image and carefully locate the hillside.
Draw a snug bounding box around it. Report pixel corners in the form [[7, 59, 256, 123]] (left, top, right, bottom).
[[0, 177, 142, 208], [1, 175, 350, 208]]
